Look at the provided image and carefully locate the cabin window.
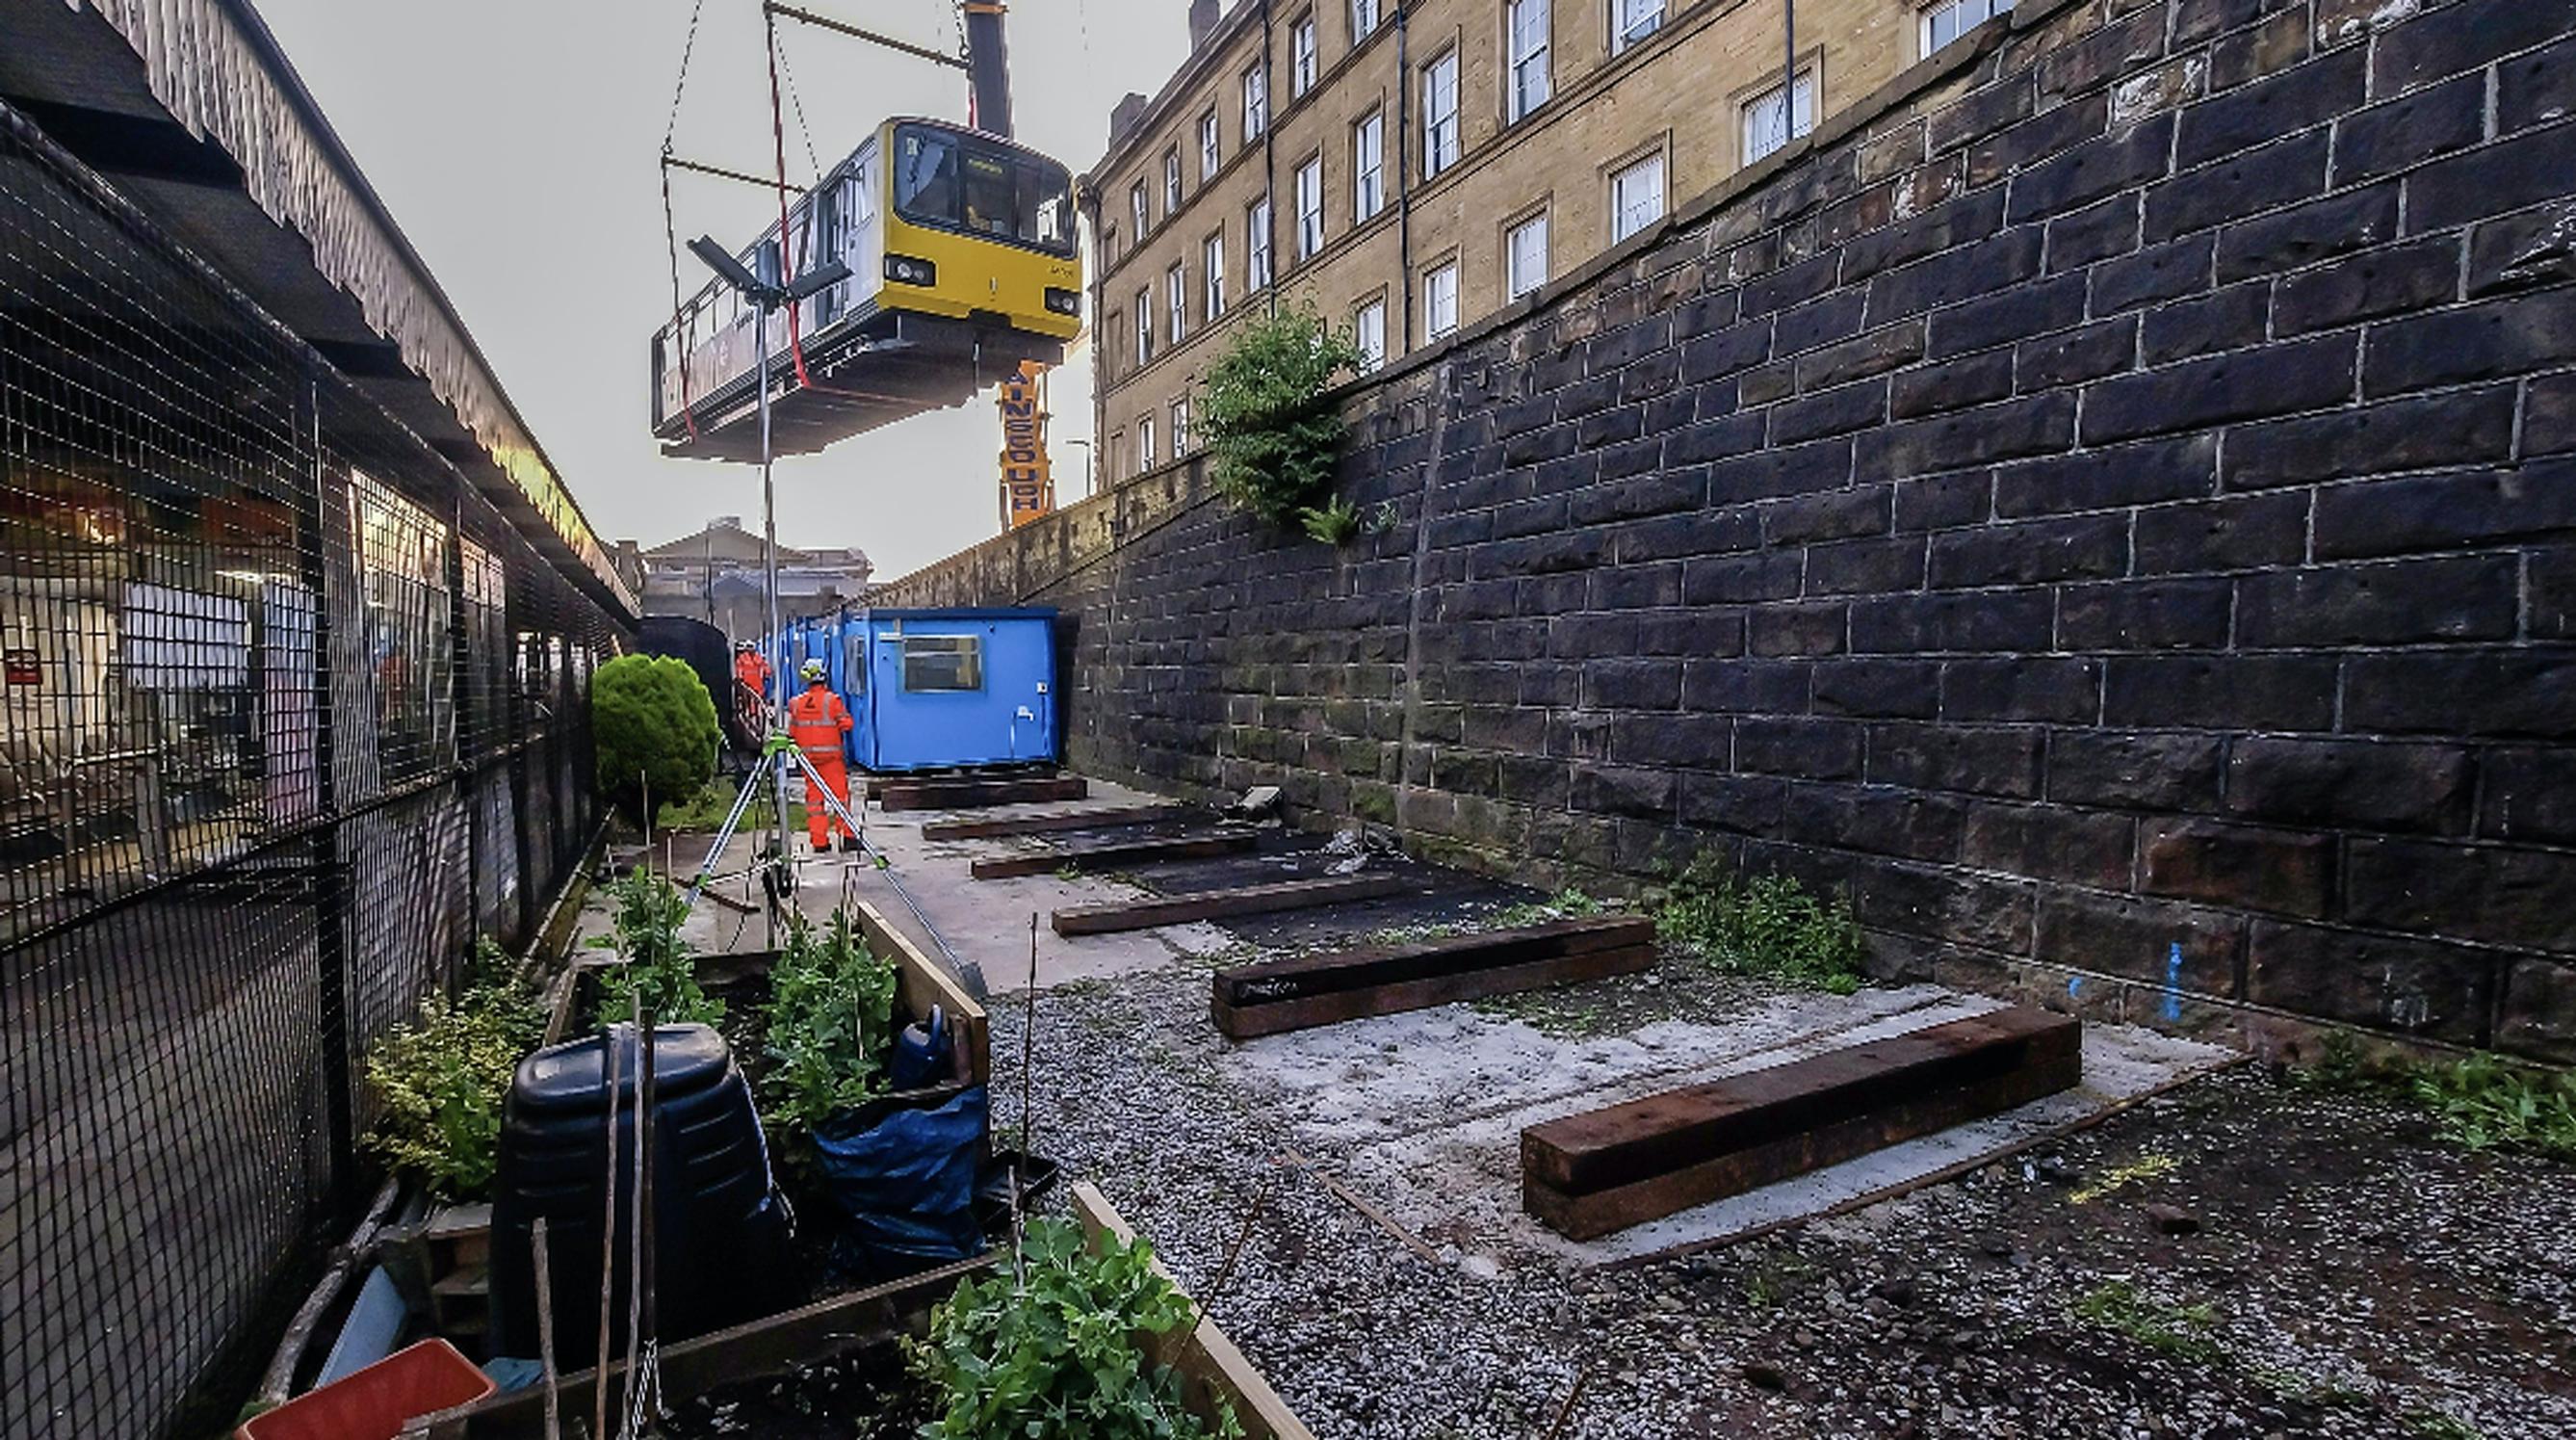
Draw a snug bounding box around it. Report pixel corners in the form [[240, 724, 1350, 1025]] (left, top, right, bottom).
[[892, 124, 1077, 256], [844, 632, 869, 694], [901, 635, 983, 692]]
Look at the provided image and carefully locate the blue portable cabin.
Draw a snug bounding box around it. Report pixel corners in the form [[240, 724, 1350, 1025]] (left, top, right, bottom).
[[772, 606, 1059, 772]]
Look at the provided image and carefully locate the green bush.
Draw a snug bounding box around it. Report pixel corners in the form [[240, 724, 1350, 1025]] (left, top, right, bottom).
[[592, 654, 719, 828], [764, 908, 901, 1128], [595, 867, 722, 1026], [1655, 859, 1866, 993], [362, 939, 545, 1198], [1199, 302, 1364, 534], [911, 1218, 1240, 1440]]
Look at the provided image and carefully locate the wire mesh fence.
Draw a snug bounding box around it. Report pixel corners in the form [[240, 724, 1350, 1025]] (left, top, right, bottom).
[[0, 102, 625, 1438]]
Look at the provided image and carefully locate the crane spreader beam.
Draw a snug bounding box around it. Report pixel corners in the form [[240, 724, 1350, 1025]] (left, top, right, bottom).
[[763, 3, 970, 71]]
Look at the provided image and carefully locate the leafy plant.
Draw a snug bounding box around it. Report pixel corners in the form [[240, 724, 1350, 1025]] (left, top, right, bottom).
[[2410, 1054, 2576, 1162], [912, 1218, 1241, 1440], [2071, 1280, 2222, 1363], [1297, 494, 1364, 546], [1654, 858, 1865, 993], [362, 938, 545, 1198], [2067, 1153, 2179, 1205], [593, 654, 720, 828], [596, 867, 723, 1026], [1494, 887, 1607, 930], [764, 908, 902, 1128], [1199, 302, 1363, 529]]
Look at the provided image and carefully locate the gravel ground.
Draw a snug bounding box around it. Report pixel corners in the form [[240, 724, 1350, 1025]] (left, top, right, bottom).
[[995, 944, 2576, 1440]]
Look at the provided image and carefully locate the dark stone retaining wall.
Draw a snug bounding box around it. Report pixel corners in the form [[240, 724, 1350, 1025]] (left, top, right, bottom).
[[880, 0, 2576, 1062]]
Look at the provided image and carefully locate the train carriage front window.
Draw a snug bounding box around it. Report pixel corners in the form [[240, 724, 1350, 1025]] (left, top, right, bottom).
[[893, 124, 1077, 257]]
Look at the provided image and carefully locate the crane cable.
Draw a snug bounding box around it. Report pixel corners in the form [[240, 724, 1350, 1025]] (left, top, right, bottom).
[[659, 0, 713, 439]]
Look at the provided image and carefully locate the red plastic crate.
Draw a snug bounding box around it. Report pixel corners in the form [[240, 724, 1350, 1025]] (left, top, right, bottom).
[[239, 1339, 495, 1440]]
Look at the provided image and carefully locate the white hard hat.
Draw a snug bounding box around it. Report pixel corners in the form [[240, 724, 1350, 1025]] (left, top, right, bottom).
[[800, 659, 827, 681]]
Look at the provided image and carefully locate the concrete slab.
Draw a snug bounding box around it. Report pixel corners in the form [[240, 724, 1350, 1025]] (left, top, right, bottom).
[[1221, 984, 2236, 1271], [599, 773, 1240, 995]]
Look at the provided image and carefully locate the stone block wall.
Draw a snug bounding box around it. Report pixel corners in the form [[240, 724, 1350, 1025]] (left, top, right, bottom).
[[880, 0, 2576, 1062]]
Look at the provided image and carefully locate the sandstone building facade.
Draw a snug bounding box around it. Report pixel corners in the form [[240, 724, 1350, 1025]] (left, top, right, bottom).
[[1084, 0, 2013, 473]]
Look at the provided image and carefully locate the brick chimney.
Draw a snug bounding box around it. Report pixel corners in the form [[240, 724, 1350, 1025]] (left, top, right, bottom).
[[1109, 92, 1149, 145], [1188, 0, 1220, 49]]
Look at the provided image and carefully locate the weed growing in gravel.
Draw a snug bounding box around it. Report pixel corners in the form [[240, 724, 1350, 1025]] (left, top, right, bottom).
[[1493, 887, 1607, 929], [2071, 1280, 2221, 1363], [2068, 1153, 2179, 1204], [1743, 1251, 1817, 1309], [1654, 859, 1864, 993], [2410, 1054, 2576, 1162], [2403, 1406, 2488, 1439], [2298, 1033, 2576, 1164]]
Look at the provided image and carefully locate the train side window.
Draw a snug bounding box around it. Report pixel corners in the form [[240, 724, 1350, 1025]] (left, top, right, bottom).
[[900, 635, 982, 692], [849, 164, 874, 229]]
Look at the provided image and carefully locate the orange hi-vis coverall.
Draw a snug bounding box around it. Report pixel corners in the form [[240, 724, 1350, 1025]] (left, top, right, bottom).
[[734, 648, 772, 705], [787, 681, 855, 849]]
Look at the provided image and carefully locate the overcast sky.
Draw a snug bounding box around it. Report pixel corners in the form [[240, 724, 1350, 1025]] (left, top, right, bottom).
[[251, 0, 1189, 578]]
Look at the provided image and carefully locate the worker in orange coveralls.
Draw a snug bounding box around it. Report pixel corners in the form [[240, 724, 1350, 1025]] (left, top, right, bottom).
[[733, 640, 772, 712], [787, 659, 859, 853]]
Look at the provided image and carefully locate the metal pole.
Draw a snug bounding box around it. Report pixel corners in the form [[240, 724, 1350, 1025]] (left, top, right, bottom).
[[1783, 0, 1799, 146], [757, 247, 794, 882]]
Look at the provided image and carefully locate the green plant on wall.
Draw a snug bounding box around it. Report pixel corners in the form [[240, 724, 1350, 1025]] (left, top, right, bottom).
[[592, 654, 719, 828], [764, 908, 902, 1128], [362, 938, 545, 1198], [1199, 301, 1365, 538], [911, 1217, 1242, 1440], [596, 866, 723, 1026]]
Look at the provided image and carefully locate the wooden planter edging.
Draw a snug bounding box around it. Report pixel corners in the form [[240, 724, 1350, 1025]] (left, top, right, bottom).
[[1069, 1184, 1318, 1440], [415, 1253, 997, 1439], [923, 803, 1190, 840], [1053, 874, 1409, 936], [1522, 1007, 2083, 1241], [1210, 915, 1658, 1038], [970, 830, 1257, 880], [877, 774, 1088, 811]]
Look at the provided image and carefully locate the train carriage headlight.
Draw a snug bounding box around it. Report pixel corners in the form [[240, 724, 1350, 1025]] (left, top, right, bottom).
[[1044, 287, 1082, 316], [884, 255, 937, 286]]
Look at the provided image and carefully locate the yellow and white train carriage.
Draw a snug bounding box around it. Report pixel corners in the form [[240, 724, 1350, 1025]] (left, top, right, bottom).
[[651, 117, 1081, 460]]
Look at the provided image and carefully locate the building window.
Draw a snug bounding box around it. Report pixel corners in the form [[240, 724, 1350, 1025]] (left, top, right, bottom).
[[1172, 394, 1192, 454], [1296, 156, 1325, 259], [1248, 195, 1274, 287], [1355, 298, 1387, 372], [1205, 233, 1228, 320], [1164, 148, 1184, 214], [901, 635, 983, 692], [1244, 64, 1269, 140], [1423, 261, 1459, 340], [1423, 51, 1460, 178], [1609, 151, 1665, 243], [1292, 14, 1318, 95], [1140, 412, 1158, 470], [1353, 0, 1381, 39], [1167, 263, 1188, 343], [1922, 0, 2013, 55], [1200, 110, 1222, 180], [1507, 0, 1552, 123], [1506, 210, 1548, 299], [1613, 0, 1664, 53], [1131, 180, 1149, 237], [1135, 287, 1154, 363], [1743, 68, 1818, 164], [1353, 111, 1386, 222]]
